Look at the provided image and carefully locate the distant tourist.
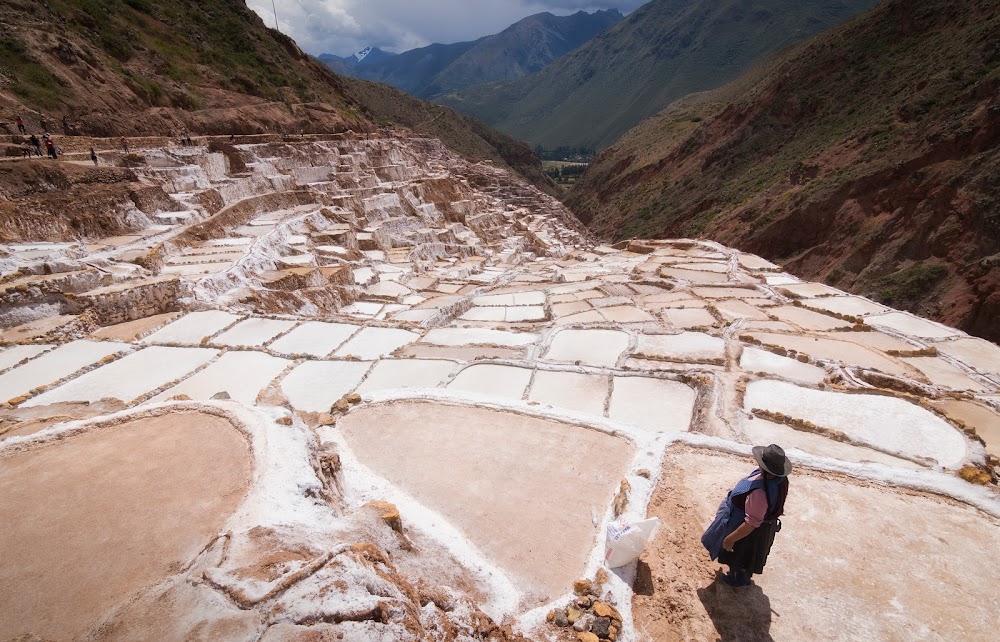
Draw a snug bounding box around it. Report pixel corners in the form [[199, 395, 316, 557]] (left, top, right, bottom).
[[30, 133, 41, 156], [121, 137, 129, 153], [229, 133, 235, 142], [15, 114, 25, 134], [186, 132, 193, 146], [45, 136, 57, 160], [90, 147, 98, 166], [20, 142, 30, 158], [701, 444, 791, 587], [62, 115, 71, 134]]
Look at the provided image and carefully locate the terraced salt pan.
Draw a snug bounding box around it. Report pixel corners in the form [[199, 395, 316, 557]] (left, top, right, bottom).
[[802, 295, 889, 317], [660, 268, 730, 284], [932, 399, 1000, 457], [609, 377, 696, 432], [337, 402, 634, 601], [152, 351, 290, 404], [712, 300, 769, 322], [936, 337, 1000, 376], [0, 341, 129, 402], [527, 370, 609, 417], [661, 307, 717, 330], [421, 328, 538, 348], [280, 361, 372, 412], [744, 380, 968, 467], [333, 327, 419, 359], [356, 359, 456, 393], [544, 329, 629, 367], [268, 321, 359, 357], [598, 305, 654, 323], [447, 364, 532, 400], [473, 291, 546, 306], [26, 346, 218, 407], [142, 310, 241, 344], [865, 312, 961, 339], [768, 306, 853, 331], [746, 419, 921, 469], [740, 348, 826, 385], [776, 282, 843, 298], [460, 307, 507, 322], [0, 344, 52, 372], [748, 332, 911, 376], [211, 318, 298, 347], [636, 332, 725, 362], [902, 356, 987, 392], [692, 286, 770, 300]]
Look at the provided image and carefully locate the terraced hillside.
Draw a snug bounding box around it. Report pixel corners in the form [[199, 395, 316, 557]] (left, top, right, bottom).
[[0, 134, 997, 640], [0, 0, 555, 192]]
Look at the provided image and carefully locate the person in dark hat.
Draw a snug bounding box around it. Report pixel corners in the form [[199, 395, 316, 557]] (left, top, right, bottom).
[[701, 444, 792, 587]]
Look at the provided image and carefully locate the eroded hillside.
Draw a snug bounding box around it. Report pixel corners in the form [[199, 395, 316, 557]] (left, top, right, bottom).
[[568, 0, 1000, 341]]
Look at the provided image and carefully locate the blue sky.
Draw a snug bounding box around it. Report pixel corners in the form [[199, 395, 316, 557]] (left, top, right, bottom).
[[248, 0, 646, 56]]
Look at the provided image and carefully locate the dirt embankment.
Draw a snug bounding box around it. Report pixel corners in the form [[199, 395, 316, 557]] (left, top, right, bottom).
[[0, 160, 174, 242]]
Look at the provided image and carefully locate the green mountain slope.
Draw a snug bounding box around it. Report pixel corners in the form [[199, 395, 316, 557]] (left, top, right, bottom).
[[439, 0, 877, 151], [0, 0, 554, 191], [567, 0, 1000, 340]]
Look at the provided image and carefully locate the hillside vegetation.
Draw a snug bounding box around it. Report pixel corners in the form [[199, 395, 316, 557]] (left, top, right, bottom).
[[567, 0, 1000, 340], [0, 0, 554, 190], [438, 0, 877, 151], [328, 10, 622, 100]]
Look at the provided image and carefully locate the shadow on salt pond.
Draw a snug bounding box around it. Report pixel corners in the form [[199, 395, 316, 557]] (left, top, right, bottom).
[[697, 577, 775, 642]]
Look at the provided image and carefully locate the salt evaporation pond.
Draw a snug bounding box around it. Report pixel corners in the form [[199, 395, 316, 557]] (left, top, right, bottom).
[[152, 351, 290, 403], [0, 341, 127, 401], [744, 380, 968, 467], [280, 360, 372, 412], [142, 310, 241, 345], [26, 347, 218, 406], [268, 321, 360, 357]]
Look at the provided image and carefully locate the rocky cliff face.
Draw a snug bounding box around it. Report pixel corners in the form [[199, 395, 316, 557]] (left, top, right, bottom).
[[568, 0, 1000, 341]]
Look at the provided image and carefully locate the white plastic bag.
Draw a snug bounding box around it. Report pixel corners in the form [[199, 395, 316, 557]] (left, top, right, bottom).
[[604, 517, 660, 568]]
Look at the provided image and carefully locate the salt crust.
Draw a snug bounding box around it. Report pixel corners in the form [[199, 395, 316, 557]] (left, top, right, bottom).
[[25, 346, 218, 406], [744, 380, 970, 468], [0, 340, 129, 401], [141, 310, 241, 344]]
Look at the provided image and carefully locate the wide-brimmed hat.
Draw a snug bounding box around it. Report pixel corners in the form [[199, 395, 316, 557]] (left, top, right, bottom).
[[753, 444, 792, 477]]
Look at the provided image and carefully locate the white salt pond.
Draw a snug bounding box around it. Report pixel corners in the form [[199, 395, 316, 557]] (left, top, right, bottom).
[[935, 337, 1000, 377], [740, 347, 827, 385], [527, 370, 609, 416], [544, 329, 630, 367], [608, 376, 696, 432], [744, 380, 968, 467], [280, 360, 372, 412], [0, 341, 128, 402], [333, 327, 419, 359], [803, 295, 889, 317], [0, 344, 52, 372], [152, 351, 290, 404], [25, 346, 218, 406], [662, 308, 717, 329], [356, 359, 456, 393], [636, 332, 725, 362], [746, 418, 922, 469], [268, 321, 360, 357], [902, 356, 987, 392], [421, 328, 538, 348], [447, 364, 532, 400], [865, 312, 961, 339], [142, 310, 241, 344], [211, 318, 298, 347], [768, 306, 853, 331]]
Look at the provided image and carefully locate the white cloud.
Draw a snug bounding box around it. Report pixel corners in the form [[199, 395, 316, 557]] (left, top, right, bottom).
[[250, 0, 646, 56]]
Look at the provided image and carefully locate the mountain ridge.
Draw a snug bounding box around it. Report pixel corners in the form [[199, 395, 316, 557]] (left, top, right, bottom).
[[439, 0, 879, 151], [325, 9, 622, 99]]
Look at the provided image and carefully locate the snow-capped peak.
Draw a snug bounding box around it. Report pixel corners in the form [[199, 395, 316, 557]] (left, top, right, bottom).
[[353, 46, 374, 62]]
